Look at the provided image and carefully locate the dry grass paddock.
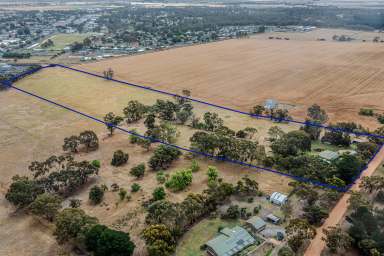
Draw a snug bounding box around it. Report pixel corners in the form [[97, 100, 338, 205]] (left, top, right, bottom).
[[0, 68, 293, 255]]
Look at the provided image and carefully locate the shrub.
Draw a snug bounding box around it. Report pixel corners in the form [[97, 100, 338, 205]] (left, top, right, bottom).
[[253, 205, 261, 214], [142, 224, 175, 256], [131, 183, 141, 193], [207, 166, 219, 183], [111, 150, 129, 166], [148, 145, 182, 171], [70, 199, 82, 208], [247, 197, 254, 203], [152, 187, 166, 201], [130, 163, 145, 178], [378, 115, 384, 124], [190, 160, 200, 172], [156, 171, 166, 184], [376, 190, 384, 203], [240, 207, 247, 219], [222, 205, 240, 219], [165, 169, 193, 192], [263, 156, 275, 167], [91, 160, 101, 168], [118, 188, 127, 201], [89, 185, 104, 204], [236, 130, 247, 138], [278, 246, 294, 256], [359, 108, 374, 116], [85, 224, 135, 256]]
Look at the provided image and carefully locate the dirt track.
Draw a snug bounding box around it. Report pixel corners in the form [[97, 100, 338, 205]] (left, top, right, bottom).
[[78, 36, 384, 128], [304, 146, 384, 256]]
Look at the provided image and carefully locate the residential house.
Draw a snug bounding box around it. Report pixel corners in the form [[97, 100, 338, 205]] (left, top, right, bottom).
[[205, 226, 256, 256], [319, 150, 339, 162]]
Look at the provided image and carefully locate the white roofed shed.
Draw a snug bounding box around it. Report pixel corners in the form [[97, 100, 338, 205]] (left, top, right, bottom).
[[270, 192, 288, 205]]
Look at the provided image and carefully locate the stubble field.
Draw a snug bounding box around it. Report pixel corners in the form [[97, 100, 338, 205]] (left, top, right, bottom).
[[78, 33, 384, 129]]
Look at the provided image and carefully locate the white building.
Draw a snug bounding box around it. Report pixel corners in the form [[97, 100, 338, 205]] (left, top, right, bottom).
[[270, 192, 288, 205]]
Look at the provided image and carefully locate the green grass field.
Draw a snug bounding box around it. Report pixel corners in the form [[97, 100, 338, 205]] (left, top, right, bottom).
[[39, 33, 94, 50], [176, 218, 241, 256]]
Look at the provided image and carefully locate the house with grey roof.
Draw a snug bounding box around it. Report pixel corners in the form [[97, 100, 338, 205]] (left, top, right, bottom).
[[205, 226, 256, 256], [246, 216, 266, 233], [319, 150, 339, 162]]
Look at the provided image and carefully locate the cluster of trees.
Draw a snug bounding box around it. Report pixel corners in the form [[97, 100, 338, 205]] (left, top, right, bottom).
[[250, 104, 290, 122], [63, 130, 99, 153], [342, 189, 384, 255], [103, 68, 114, 79], [144, 180, 236, 255], [55, 208, 135, 255], [276, 182, 343, 254], [2, 52, 31, 59], [190, 130, 264, 163], [6, 154, 99, 209], [265, 105, 380, 187], [143, 175, 260, 255], [359, 108, 384, 125], [322, 225, 353, 254]]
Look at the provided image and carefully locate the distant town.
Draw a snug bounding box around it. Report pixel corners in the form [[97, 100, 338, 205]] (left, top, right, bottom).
[[1, 4, 383, 65]]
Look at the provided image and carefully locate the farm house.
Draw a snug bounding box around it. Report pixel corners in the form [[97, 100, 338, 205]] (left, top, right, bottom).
[[205, 226, 255, 256]]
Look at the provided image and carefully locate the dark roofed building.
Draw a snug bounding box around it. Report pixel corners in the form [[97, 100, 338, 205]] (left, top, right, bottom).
[[206, 226, 256, 256]]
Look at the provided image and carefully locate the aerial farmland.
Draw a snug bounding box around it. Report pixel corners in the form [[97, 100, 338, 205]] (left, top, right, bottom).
[[1, 3, 384, 256]]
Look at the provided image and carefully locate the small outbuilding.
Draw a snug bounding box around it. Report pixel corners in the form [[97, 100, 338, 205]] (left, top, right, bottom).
[[338, 149, 357, 156], [351, 137, 369, 144], [270, 192, 288, 205], [266, 214, 281, 224], [205, 226, 255, 256], [319, 150, 339, 162], [264, 99, 278, 110], [246, 216, 267, 233]]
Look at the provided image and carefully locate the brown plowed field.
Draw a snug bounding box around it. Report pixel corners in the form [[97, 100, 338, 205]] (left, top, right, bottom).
[[79, 37, 384, 128]]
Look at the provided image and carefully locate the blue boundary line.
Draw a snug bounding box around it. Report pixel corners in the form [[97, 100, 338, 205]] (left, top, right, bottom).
[[53, 64, 384, 140], [3, 64, 384, 192]]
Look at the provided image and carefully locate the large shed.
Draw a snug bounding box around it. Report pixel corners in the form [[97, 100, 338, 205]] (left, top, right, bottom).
[[246, 216, 266, 233], [205, 226, 255, 256], [270, 192, 288, 205]]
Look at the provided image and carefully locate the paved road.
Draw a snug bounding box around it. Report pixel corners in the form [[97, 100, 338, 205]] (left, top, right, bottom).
[[304, 146, 384, 256]]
